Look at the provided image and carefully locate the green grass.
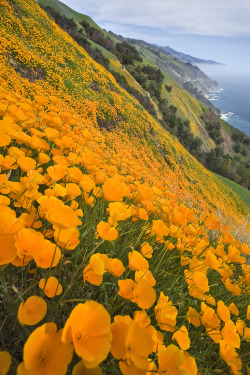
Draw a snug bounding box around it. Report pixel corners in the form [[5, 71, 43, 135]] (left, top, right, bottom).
[[213, 172, 250, 209], [38, 0, 102, 29]]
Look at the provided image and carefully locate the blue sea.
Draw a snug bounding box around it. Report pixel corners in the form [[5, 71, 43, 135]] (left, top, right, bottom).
[[196, 64, 250, 137]]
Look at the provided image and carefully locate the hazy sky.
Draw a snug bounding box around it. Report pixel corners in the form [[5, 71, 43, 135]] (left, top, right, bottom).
[[60, 0, 250, 73]]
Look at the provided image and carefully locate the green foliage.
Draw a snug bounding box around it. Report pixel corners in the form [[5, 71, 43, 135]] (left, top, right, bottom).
[[165, 84, 172, 92], [204, 148, 250, 189], [43, 6, 90, 49], [116, 41, 143, 65], [109, 70, 157, 117], [200, 109, 224, 144]]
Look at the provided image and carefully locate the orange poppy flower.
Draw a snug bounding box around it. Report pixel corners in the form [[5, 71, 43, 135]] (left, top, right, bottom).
[[181, 352, 198, 374], [0, 351, 11, 375], [118, 279, 135, 300], [38, 152, 50, 165], [0, 233, 17, 265], [206, 327, 222, 344], [22, 212, 42, 229], [83, 263, 103, 286], [17, 156, 36, 172], [108, 258, 125, 277], [221, 320, 240, 349], [46, 206, 82, 229], [205, 249, 220, 271], [34, 95, 49, 106], [172, 209, 187, 226], [96, 221, 118, 241], [16, 228, 45, 257], [204, 213, 220, 230], [67, 167, 84, 183], [155, 292, 177, 332], [18, 296, 47, 325], [53, 184, 67, 197], [128, 251, 149, 271], [186, 306, 201, 327], [133, 310, 151, 329], [72, 361, 102, 375], [95, 171, 106, 184], [33, 240, 61, 268], [107, 202, 131, 223], [0, 131, 11, 147], [219, 340, 238, 365], [44, 127, 60, 141], [152, 220, 169, 237], [54, 227, 80, 250], [61, 301, 112, 368], [185, 270, 209, 298], [152, 185, 163, 196], [134, 279, 156, 309], [241, 243, 250, 255], [111, 318, 153, 372], [224, 278, 241, 296], [200, 302, 221, 329], [38, 195, 64, 218], [47, 164, 67, 181], [158, 344, 184, 373], [165, 242, 175, 251], [11, 255, 33, 267], [217, 301, 231, 323], [80, 175, 96, 193], [172, 326, 190, 350], [110, 315, 132, 359], [228, 303, 239, 316], [102, 177, 129, 202], [83, 254, 105, 286], [0, 207, 23, 233], [236, 318, 246, 337], [135, 270, 156, 287], [140, 242, 153, 258], [65, 183, 81, 198], [39, 277, 63, 298], [0, 194, 10, 206], [18, 322, 73, 375], [138, 184, 154, 201], [1, 155, 18, 171]]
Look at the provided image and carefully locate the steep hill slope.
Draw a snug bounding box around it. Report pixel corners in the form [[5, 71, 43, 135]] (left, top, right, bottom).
[[1, 1, 250, 374], [0, 0, 248, 223], [116, 36, 220, 109], [38, 0, 250, 189]]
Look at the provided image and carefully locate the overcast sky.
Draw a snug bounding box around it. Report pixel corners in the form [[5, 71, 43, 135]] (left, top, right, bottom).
[[60, 0, 250, 74]]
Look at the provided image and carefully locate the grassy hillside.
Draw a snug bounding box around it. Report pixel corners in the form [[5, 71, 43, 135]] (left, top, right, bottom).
[[0, 1, 250, 374], [37, 0, 250, 189], [214, 173, 250, 210], [37, 0, 102, 30], [0, 0, 248, 237]]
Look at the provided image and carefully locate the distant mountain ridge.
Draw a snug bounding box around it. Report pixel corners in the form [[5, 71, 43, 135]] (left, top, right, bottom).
[[155, 45, 222, 65], [124, 37, 220, 111]]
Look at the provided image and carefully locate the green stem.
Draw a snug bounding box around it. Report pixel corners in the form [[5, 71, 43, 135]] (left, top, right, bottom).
[[58, 240, 104, 305]]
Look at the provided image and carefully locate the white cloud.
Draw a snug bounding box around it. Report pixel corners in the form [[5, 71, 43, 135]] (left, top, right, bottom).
[[61, 0, 250, 37]]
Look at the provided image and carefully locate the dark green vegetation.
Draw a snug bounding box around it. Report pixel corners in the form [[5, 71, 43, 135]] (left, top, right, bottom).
[[39, 1, 250, 190]]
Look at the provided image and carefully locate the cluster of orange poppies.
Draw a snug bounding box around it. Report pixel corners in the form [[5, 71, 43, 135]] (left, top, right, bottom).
[[0, 0, 250, 374], [0, 81, 249, 374]]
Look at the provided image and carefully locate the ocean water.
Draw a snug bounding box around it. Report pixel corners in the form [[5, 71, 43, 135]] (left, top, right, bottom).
[[196, 64, 250, 137]]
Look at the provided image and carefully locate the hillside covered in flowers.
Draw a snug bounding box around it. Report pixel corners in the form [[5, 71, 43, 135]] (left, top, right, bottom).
[[0, 1, 249, 374]]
